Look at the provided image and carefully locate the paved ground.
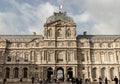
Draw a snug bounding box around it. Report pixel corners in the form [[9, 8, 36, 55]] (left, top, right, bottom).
[[0, 81, 72, 84], [0, 81, 116, 84]]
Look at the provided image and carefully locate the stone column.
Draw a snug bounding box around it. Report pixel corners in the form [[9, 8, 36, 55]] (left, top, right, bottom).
[[115, 66, 119, 77], [54, 51, 56, 63], [65, 50, 67, 63], [88, 51, 91, 64], [19, 67, 22, 78], [0, 66, 2, 79], [31, 51, 34, 63], [88, 66, 92, 81], [27, 67, 29, 79], [73, 67, 75, 78], [84, 51, 87, 63], [106, 67, 110, 80], [75, 66, 78, 78], [10, 67, 14, 78], [2, 67, 5, 78], [53, 67, 56, 80], [43, 67, 47, 79], [98, 67, 101, 78], [64, 67, 67, 81]]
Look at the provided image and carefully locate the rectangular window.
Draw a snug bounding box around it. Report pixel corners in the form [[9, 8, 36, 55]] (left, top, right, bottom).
[[109, 52, 113, 62], [81, 54, 85, 62], [24, 53, 28, 62], [100, 53, 104, 63], [48, 53, 51, 62], [68, 53, 72, 61], [16, 53, 20, 62], [35, 52, 39, 62], [91, 54, 95, 62], [57, 52, 63, 62]]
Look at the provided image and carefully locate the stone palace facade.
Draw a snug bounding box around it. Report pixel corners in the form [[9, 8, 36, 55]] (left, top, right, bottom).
[[0, 12, 120, 82]]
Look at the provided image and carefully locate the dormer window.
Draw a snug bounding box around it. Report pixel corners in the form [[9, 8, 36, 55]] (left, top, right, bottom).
[[99, 43, 102, 47], [108, 43, 112, 48], [17, 43, 22, 47], [36, 43, 39, 47], [25, 43, 29, 47]]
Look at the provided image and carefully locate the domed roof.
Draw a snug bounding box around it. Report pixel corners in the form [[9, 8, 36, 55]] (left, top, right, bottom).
[[46, 12, 75, 24]]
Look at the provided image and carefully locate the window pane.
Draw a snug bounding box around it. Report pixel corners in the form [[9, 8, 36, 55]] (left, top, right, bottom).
[[57, 52, 63, 61], [23, 68, 28, 78], [24, 53, 28, 62]]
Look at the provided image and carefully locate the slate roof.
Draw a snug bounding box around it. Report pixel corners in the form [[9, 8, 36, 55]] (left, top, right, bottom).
[[46, 12, 75, 24], [77, 35, 120, 42], [0, 35, 43, 42]]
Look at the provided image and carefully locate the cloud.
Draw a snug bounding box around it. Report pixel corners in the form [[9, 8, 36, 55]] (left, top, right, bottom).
[[83, 0, 120, 35], [0, 0, 57, 35], [73, 12, 91, 23], [64, 0, 120, 35], [0, 0, 120, 35]]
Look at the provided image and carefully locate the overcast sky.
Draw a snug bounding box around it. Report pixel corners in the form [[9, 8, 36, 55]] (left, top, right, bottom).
[[0, 0, 120, 35]]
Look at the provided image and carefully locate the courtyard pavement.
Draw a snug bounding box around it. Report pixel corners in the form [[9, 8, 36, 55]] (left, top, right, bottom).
[[0, 81, 117, 84]]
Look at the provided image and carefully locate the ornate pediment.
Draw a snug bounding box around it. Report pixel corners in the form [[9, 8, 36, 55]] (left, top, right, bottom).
[[44, 20, 76, 27], [114, 37, 120, 42]]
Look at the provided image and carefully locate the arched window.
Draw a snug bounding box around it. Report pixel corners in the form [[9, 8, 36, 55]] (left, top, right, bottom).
[[14, 67, 19, 78], [67, 67, 73, 79], [92, 68, 97, 79], [48, 28, 52, 37], [66, 29, 71, 37], [101, 68, 105, 78], [110, 68, 114, 80], [5, 68, 10, 78], [23, 68, 28, 78], [57, 28, 62, 37], [57, 69, 64, 80]]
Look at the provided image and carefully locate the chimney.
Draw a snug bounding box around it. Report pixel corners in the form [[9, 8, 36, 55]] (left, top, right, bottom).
[[83, 31, 87, 35], [33, 32, 36, 35]]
